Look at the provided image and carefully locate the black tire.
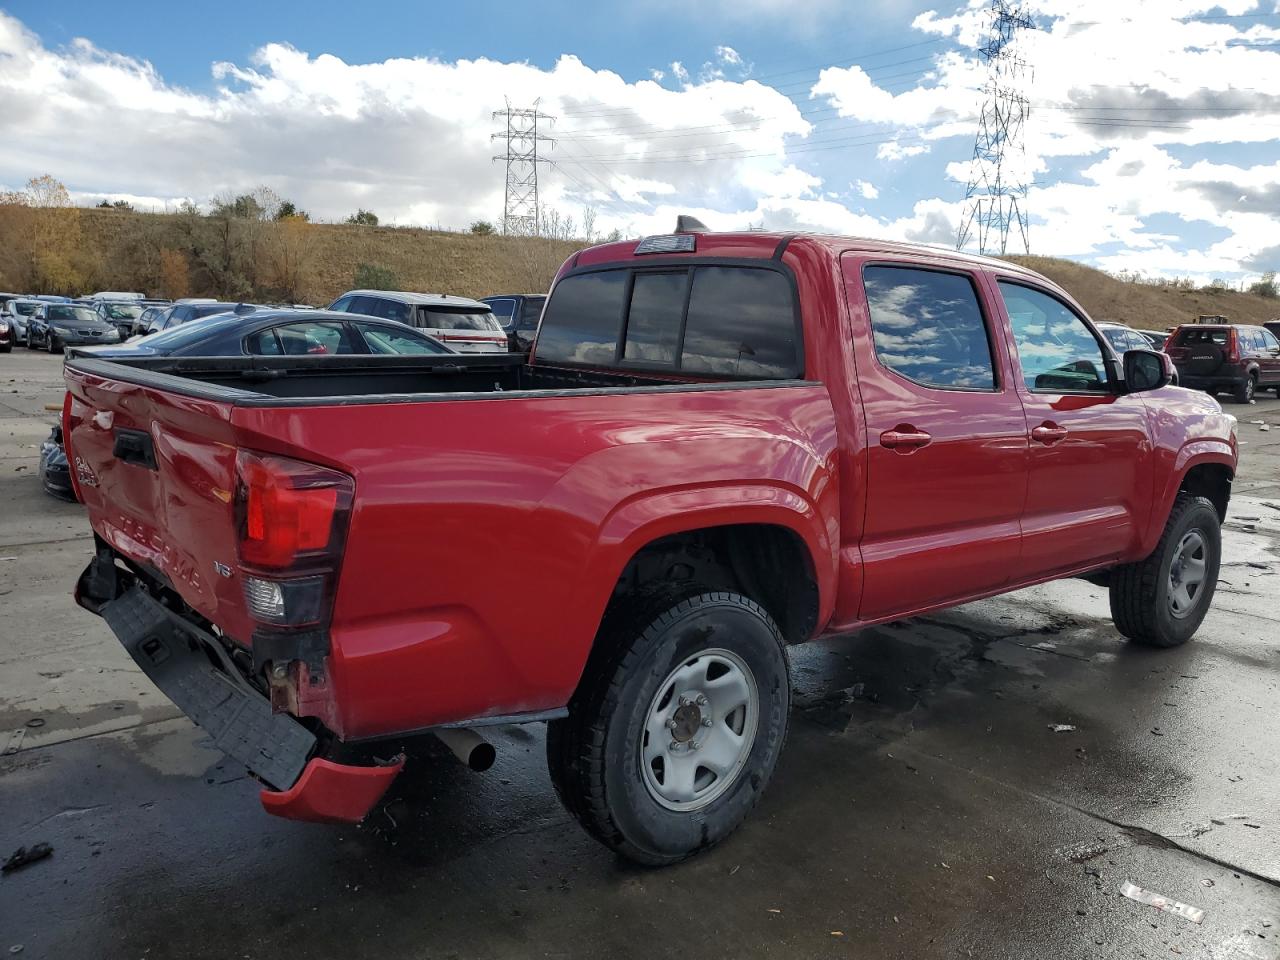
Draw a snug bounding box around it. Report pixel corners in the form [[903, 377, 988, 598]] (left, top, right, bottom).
[[46, 334, 59, 354], [1109, 494, 1220, 647], [1233, 373, 1255, 404], [547, 591, 790, 866], [0, 343, 9, 354]]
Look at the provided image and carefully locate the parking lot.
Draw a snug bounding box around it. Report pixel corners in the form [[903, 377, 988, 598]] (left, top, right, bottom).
[[2, 347, 1278, 960]]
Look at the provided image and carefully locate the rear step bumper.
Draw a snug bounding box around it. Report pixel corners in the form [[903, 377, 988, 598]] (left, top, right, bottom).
[[77, 562, 401, 823]]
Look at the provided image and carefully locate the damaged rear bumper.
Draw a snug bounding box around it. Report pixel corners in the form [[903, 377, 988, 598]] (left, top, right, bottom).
[[77, 560, 401, 823]]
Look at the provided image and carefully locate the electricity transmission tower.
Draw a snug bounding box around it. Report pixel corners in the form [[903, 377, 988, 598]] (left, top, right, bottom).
[[956, 0, 1035, 256], [492, 100, 555, 236]]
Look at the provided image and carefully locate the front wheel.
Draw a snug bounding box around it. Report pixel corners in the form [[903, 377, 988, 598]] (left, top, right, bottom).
[[547, 591, 790, 865], [46, 334, 60, 354], [1109, 494, 1220, 647]]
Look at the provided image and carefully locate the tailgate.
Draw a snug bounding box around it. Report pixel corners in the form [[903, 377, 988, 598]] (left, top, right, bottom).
[[63, 364, 255, 642]]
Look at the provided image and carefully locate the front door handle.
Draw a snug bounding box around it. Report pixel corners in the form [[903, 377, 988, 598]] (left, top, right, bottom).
[[880, 425, 932, 452], [1031, 422, 1069, 446]]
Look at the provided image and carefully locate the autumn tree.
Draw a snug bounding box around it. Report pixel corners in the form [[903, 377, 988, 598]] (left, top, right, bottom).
[[158, 248, 191, 300], [0, 175, 85, 293]]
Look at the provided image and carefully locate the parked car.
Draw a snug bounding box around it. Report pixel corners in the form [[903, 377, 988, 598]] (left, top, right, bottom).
[[27, 303, 120, 352], [1264, 319, 1280, 341], [0, 314, 11, 352], [328, 290, 507, 352], [1164, 322, 1280, 402], [133, 305, 169, 337], [1134, 328, 1172, 349], [481, 294, 546, 353], [39, 425, 74, 501], [2, 298, 41, 345], [89, 291, 143, 301], [32, 295, 72, 303], [66, 226, 1234, 865], [93, 300, 145, 339], [1095, 322, 1179, 385], [0, 293, 23, 310], [142, 301, 246, 335], [71, 309, 454, 359]]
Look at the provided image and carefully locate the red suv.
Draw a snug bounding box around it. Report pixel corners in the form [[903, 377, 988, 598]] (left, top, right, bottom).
[[1164, 323, 1280, 402]]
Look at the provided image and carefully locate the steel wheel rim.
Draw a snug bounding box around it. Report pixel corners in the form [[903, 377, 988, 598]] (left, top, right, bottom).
[[1168, 529, 1208, 619], [640, 647, 759, 812]]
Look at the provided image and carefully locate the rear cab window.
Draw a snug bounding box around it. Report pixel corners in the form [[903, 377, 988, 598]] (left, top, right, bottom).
[[535, 264, 801, 379]]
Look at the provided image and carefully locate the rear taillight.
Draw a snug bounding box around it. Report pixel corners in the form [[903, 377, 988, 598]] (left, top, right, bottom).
[[234, 450, 353, 628], [1226, 330, 1240, 363]]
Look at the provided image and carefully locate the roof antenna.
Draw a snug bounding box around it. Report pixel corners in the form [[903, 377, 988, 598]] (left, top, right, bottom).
[[675, 215, 709, 234]]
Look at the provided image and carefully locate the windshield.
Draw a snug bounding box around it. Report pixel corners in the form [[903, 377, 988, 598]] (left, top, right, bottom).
[[48, 306, 99, 324], [418, 308, 502, 332], [102, 304, 142, 319], [12, 302, 38, 316], [138, 314, 242, 348]]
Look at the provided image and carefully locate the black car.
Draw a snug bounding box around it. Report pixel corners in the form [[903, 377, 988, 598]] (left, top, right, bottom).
[[39, 425, 75, 501], [140, 301, 246, 336], [71, 308, 455, 359], [93, 300, 145, 339], [27, 303, 121, 353], [480, 294, 545, 353]]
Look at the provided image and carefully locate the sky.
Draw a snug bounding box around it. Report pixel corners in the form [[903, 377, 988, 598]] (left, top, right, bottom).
[[2, 0, 1279, 283]]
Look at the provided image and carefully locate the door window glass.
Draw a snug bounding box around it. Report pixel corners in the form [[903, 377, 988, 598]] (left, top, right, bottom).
[[518, 297, 545, 330], [862, 266, 996, 390], [245, 329, 283, 354], [486, 298, 516, 326], [356, 323, 449, 354], [1261, 328, 1280, 351], [266, 321, 356, 355], [999, 282, 1109, 393]]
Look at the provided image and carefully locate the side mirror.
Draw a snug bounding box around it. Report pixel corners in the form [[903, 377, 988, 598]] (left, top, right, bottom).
[[1123, 349, 1172, 393]]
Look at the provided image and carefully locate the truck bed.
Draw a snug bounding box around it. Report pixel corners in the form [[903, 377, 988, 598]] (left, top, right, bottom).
[[65, 353, 774, 404]]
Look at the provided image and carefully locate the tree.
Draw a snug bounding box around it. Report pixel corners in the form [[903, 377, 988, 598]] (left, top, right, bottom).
[[346, 208, 379, 226], [158, 248, 190, 300], [263, 216, 315, 302], [469, 220, 495, 235], [0, 175, 85, 293], [275, 200, 309, 222], [353, 262, 399, 290], [1248, 271, 1277, 299], [97, 199, 134, 211]]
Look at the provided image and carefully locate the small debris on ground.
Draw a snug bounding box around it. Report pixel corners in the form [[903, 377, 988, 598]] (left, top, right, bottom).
[[23, 719, 43, 729], [1048, 723, 1076, 733], [1, 843, 53, 874], [1119, 880, 1204, 924]]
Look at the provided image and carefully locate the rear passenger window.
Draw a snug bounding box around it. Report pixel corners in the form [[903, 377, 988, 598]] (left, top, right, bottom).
[[624, 272, 686, 365], [537, 271, 629, 366], [862, 266, 996, 390]]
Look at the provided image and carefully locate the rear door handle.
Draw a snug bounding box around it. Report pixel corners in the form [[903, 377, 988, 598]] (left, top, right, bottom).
[[879, 426, 932, 452], [1031, 422, 1069, 446]]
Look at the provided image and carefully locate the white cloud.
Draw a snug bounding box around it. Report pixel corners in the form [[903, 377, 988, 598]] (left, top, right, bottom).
[[854, 179, 879, 200]]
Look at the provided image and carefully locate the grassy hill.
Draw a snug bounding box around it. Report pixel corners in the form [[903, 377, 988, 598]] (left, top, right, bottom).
[[8, 208, 1278, 329], [1007, 255, 1278, 331]]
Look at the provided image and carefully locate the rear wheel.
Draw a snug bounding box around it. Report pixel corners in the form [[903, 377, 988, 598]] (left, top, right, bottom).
[[1109, 494, 1220, 647], [547, 591, 790, 865], [1233, 373, 1256, 404]]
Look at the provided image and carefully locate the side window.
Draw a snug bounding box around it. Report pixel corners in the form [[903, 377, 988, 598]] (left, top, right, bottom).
[[623, 272, 686, 365], [518, 298, 544, 330], [486, 298, 516, 326], [346, 296, 378, 317], [270, 321, 357, 355], [355, 322, 448, 355], [682, 267, 797, 378], [862, 266, 996, 390], [329, 296, 354, 312], [245, 329, 282, 355], [536, 271, 628, 366], [1261, 329, 1280, 352], [999, 282, 1109, 393]]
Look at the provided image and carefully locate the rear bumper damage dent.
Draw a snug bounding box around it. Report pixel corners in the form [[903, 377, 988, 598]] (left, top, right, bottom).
[[77, 555, 402, 824]]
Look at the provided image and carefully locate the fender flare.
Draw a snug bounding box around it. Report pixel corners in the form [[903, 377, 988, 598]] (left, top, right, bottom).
[[581, 481, 838, 634], [1143, 441, 1235, 554]]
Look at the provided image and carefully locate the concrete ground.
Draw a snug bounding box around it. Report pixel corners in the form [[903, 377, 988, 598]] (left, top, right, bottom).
[[2, 348, 1278, 960]]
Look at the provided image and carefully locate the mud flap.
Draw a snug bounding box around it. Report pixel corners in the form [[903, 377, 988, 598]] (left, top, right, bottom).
[[99, 585, 316, 791]]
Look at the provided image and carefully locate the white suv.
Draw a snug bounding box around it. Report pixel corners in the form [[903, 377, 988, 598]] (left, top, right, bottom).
[[327, 290, 507, 353]]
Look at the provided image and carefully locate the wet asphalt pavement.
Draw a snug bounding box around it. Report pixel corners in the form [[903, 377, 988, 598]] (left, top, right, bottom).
[[2, 349, 1278, 959]]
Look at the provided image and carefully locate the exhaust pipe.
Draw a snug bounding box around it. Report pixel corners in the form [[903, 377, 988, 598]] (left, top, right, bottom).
[[433, 727, 496, 772]]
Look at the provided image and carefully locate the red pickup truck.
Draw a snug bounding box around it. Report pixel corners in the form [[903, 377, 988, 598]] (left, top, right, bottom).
[[65, 228, 1237, 865]]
